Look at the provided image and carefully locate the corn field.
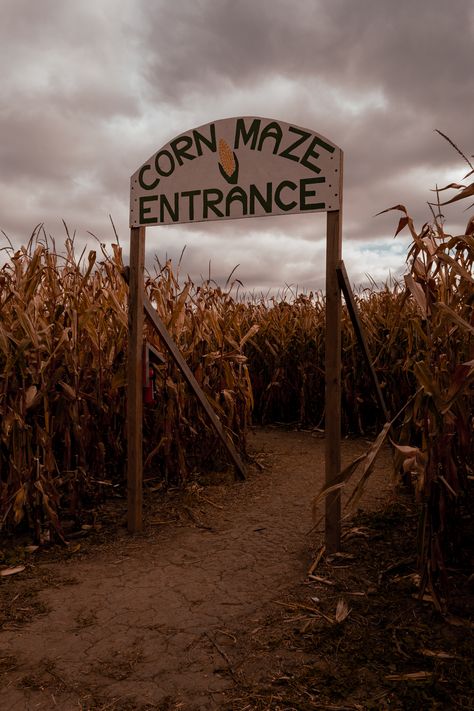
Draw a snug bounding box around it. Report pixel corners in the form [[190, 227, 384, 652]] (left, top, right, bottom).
[[0, 145, 472, 605], [0, 231, 255, 541]]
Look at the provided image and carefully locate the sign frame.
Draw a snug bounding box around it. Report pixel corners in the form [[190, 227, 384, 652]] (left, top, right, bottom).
[[127, 116, 343, 552]]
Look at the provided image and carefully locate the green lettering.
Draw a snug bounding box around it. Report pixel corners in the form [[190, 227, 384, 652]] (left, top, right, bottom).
[[160, 193, 179, 222], [193, 124, 217, 156], [300, 177, 325, 211], [182, 190, 201, 221], [203, 189, 224, 218], [139, 195, 158, 224], [138, 164, 160, 190], [313, 136, 335, 154], [257, 121, 282, 154], [154, 149, 175, 177], [275, 181, 297, 212], [234, 118, 260, 150], [249, 183, 273, 215], [279, 127, 311, 162], [225, 187, 248, 217], [301, 137, 335, 173], [170, 135, 195, 166], [300, 137, 321, 173]]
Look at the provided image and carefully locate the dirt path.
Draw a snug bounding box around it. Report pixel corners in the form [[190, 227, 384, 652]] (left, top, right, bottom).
[[0, 428, 394, 710]]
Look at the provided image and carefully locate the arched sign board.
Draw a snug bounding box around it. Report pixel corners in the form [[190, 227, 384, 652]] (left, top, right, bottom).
[[128, 116, 343, 551], [131, 117, 341, 224]]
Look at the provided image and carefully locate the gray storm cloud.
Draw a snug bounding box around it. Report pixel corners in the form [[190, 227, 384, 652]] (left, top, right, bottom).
[[0, 0, 472, 290]]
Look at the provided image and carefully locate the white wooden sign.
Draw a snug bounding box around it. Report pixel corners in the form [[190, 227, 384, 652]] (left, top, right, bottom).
[[130, 116, 341, 226]]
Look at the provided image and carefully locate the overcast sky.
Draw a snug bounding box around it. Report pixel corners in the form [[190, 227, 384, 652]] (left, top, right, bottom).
[[1, 0, 473, 294]]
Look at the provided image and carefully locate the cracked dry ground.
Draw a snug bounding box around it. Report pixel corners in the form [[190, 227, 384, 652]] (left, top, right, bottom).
[[0, 428, 393, 710]]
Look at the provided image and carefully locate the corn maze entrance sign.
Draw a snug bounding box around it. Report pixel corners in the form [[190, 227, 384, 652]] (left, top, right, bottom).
[[128, 116, 344, 551], [131, 117, 341, 225]]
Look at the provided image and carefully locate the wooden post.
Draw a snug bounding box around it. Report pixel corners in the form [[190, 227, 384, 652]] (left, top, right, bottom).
[[127, 226, 146, 533], [325, 209, 342, 553]]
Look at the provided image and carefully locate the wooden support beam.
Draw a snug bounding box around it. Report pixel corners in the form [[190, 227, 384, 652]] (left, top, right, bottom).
[[127, 226, 145, 533], [336, 260, 390, 423], [325, 209, 342, 553], [142, 293, 247, 481]]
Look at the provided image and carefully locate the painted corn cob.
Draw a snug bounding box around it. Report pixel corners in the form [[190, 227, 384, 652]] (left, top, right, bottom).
[[218, 138, 239, 184]]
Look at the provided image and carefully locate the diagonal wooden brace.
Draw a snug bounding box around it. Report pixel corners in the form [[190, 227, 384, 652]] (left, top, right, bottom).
[[142, 292, 246, 481]]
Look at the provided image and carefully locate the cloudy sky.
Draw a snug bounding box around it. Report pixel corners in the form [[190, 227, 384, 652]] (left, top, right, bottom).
[[1, 0, 473, 294]]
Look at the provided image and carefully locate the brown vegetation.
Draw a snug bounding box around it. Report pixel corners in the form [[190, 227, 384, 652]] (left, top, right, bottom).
[[0, 143, 473, 611]]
